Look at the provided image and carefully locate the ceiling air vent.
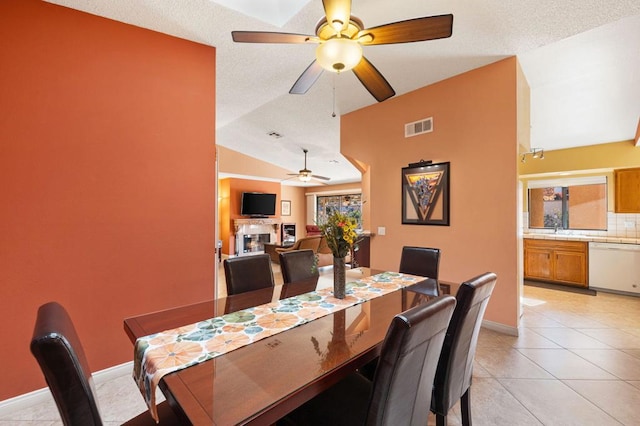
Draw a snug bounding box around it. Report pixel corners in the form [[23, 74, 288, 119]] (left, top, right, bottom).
[[404, 117, 433, 138]]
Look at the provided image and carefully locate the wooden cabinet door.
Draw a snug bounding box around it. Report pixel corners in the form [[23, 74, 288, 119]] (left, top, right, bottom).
[[615, 168, 640, 213], [525, 248, 553, 280], [553, 250, 587, 287]]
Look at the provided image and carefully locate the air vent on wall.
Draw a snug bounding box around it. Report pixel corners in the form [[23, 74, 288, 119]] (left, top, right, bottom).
[[405, 117, 433, 138]]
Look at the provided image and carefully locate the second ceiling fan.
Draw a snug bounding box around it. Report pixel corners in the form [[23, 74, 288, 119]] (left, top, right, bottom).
[[287, 149, 330, 183], [232, 0, 453, 102]]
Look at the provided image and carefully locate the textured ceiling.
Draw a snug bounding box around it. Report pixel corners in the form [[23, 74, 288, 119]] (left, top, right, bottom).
[[46, 0, 640, 186]]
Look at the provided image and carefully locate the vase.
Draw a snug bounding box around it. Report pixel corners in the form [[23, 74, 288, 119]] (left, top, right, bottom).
[[333, 256, 346, 299]]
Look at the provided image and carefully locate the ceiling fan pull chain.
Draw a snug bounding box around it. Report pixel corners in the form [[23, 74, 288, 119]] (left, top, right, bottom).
[[332, 74, 336, 118]]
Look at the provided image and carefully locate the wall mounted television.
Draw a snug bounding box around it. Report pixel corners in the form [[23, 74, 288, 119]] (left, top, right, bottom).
[[240, 192, 277, 217]]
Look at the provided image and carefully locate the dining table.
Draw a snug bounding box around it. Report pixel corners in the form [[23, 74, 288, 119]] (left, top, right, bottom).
[[123, 268, 446, 425]]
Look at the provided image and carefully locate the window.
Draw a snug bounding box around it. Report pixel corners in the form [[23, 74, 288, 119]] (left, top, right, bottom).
[[528, 177, 607, 231], [316, 193, 362, 228]]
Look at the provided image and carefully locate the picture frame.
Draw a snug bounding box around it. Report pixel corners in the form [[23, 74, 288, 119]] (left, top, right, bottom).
[[281, 200, 291, 216], [401, 161, 450, 226]]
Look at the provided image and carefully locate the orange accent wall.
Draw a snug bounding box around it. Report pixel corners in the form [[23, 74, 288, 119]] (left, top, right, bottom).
[[342, 58, 521, 328], [0, 0, 215, 400], [219, 178, 281, 255]]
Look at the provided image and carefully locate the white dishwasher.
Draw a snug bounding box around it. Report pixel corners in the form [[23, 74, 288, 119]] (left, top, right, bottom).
[[589, 242, 640, 295]]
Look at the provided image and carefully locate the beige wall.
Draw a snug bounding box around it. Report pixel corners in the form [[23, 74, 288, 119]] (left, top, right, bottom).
[[517, 60, 532, 154], [519, 140, 640, 175], [519, 140, 640, 212], [218, 145, 292, 180], [342, 58, 523, 329], [281, 186, 307, 241]]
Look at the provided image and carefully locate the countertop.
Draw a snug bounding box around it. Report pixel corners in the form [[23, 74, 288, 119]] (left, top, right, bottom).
[[523, 233, 639, 245]]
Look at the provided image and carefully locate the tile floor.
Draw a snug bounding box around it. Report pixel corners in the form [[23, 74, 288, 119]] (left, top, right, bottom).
[[3, 267, 640, 425]]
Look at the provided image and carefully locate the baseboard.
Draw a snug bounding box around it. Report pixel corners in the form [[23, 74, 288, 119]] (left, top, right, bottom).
[[0, 361, 133, 417], [482, 319, 519, 336], [524, 279, 596, 296], [590, 287, 640, 298]]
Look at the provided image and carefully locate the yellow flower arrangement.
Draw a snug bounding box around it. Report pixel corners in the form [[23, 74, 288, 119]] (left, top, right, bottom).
[[319, 211, 359, 258]]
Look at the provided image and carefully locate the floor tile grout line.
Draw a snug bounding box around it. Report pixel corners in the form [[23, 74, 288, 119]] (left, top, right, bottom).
[[559, 379, 627, 425]]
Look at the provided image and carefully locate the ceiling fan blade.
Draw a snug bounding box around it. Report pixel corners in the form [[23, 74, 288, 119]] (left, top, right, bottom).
[[311, 174, 331, 181], [322, 0, 352, 32], [232, 31, 314, 44], [358, 14, 453, 45], [352, 57, 395, 102], [290, 61, 324, 95]]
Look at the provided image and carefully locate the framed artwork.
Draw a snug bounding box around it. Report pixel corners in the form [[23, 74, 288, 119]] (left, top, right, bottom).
[[402, 161, 450, 226], [281, 200, 291, 216]]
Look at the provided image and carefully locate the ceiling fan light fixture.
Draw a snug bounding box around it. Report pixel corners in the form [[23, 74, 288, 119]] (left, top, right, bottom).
[[298, 173, 312, 182], [316, 38, 362, 73], [331, 19, 344, 31]]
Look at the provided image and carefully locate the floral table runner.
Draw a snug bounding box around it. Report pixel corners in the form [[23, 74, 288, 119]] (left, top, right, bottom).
[[133, 272, 425, 421]]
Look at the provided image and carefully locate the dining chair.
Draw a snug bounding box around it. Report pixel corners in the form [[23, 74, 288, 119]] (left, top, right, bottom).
[[224, 287, 275, 314], [279, 249, 319, 286], [30, 302, 182, 426], [399, 246, 441, 296], [280, 295, 457, 426], [223, 253, 275, 296], [431, 272, 497, 426]]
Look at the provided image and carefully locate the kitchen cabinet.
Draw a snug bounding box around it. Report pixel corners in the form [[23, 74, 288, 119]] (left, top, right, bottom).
[[614, 167, 640, 213], [524, 239, 588, 287]]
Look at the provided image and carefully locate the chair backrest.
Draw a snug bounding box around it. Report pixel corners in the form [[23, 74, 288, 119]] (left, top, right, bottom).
[[431, 272, 497, 416], [317, 236, 333, 255], [296, 236, 322, 251], [279, 249, 319, 286], [399, 246, 441, 280], [223, 254, 275, 296], [367, 295, 456, 426], [30, 302, 103, 426]]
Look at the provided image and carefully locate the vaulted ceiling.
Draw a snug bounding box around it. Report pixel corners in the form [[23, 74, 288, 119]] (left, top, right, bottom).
[[47, 0, 640, 185]]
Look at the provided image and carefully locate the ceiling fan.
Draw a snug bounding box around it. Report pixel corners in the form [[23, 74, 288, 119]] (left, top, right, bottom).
[[287, 149, 330, 182], [231, 0, 453, 102]]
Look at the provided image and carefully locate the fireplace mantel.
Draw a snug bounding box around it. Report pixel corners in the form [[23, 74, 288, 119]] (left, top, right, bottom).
[[233, 218, 280, 233]]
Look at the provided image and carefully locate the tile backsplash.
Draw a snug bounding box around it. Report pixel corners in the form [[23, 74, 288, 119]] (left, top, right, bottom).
[[523, 212, 640, 239]]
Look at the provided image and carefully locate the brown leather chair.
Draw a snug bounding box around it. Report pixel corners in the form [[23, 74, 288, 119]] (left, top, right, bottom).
[[431, 272, 497, 426], [30, 302, 182, 426], [281, 295, 457, 426], [279, 249, 319, 286], [223, 254, 275, 296], [399, 246, 441, 296]]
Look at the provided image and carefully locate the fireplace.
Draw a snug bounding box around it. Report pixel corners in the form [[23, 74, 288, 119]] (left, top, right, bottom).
[[234, 218, 279, 256], [242, 233, 271, 254]]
